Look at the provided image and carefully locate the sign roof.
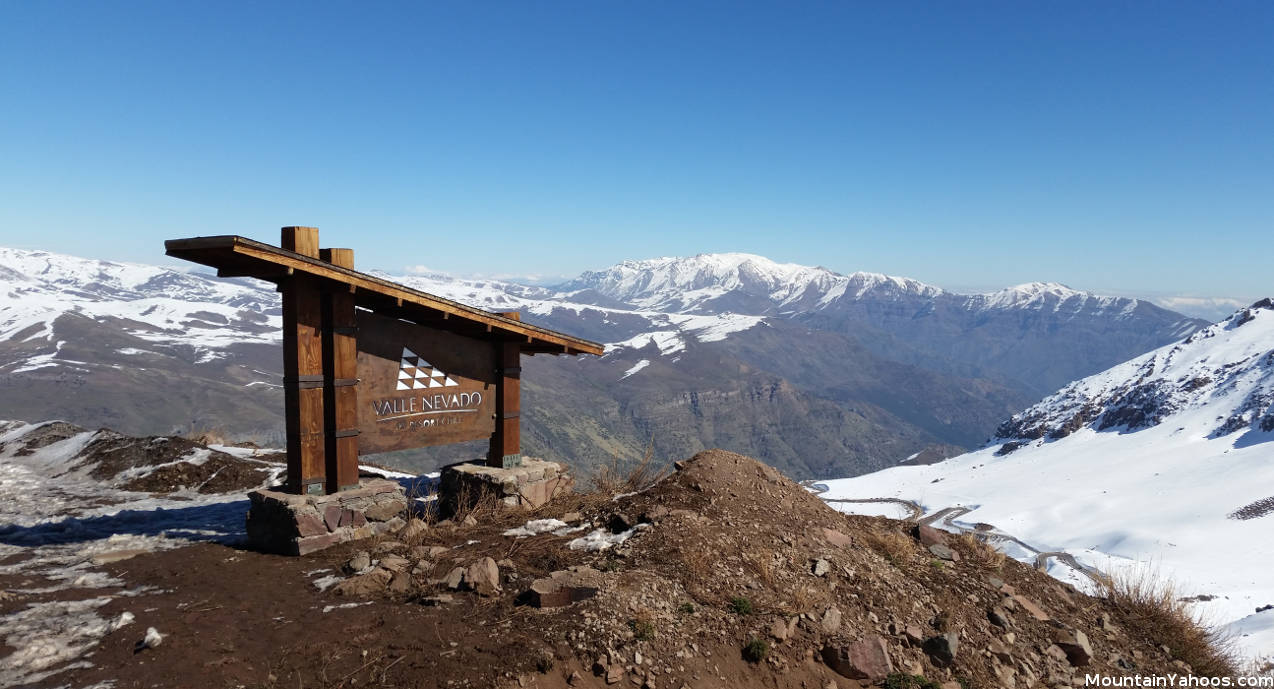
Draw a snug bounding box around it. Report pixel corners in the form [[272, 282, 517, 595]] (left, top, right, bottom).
[[165, 234, 604, 356]]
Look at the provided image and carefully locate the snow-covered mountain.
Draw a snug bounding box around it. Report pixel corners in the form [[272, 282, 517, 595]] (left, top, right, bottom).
[[0, 245, 1207, 478], [560, 252, 942, 314], [817, 300, 1274, 663]]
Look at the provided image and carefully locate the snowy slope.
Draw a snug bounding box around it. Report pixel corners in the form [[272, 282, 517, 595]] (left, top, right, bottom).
[[0, 248, 767, 376], [817, 301, 1274, 663], [0, 247, 281, 360]]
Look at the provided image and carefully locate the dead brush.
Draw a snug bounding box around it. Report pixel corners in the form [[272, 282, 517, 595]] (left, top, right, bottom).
[[860, 528, 917, 566], [745, 547, 780, 589], [446, 481, 504, 525], [788, 583, 830, 615], [564, 443, 671, 519], [590, 443, 668, 497], [955, 532, 1007, 571], [1100, 565, 1238, 677]]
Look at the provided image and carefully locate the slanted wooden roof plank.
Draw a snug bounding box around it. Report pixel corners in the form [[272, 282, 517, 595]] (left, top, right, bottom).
[[164, 234, 604, 356]]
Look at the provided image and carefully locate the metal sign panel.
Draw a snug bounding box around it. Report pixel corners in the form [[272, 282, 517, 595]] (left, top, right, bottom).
[[356, 311, 496, 454]]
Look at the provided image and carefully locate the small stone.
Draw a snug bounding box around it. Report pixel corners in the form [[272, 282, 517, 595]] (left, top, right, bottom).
[[915, 524, 947, 547], [568, 671, 583, 686], [379, 555, 410, 573], [821, 607, 842, 634], [1053, 629, 1093, 666], [324, 504, 343, 531], [466, 557, 501, 596], [443, 566, 466, 590], [988, 576, 1005, 590], [922, 632, 959, 667], [345, 551, 371, 574], [822, 528, 852, 548], [562, 511, 582, 523], [387, 570, 412, 594], [821, 636, 893, 681], [462, 515, 478, 527], [988, 606, 1011, 628], [929, 543, 958, 561], [904, 624, 926, 645], [769, 619, 788, 641], [606, 665, 624, 684], [987, 638, 1014, 663], [1011, 594, 1050, 621], [333, 568, 392, 596], [812, 558, 831, 577]]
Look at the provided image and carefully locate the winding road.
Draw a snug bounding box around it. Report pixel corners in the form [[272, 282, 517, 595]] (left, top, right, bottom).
[[805, 482, 1106, 586]]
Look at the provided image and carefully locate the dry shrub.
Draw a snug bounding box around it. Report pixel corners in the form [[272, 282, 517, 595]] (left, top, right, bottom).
[[447, 480, 503, 524], [860, 528, 917, 565], [1100, 566, 1238, 677], [591, 443, 668, 496], [789, 583, 830, 615], [956, 532, 1007, 571], [746, 548, 779, 589]]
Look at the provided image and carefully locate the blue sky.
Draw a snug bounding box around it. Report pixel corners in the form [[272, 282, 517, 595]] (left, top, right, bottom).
[[1, 2, 1270, 304]]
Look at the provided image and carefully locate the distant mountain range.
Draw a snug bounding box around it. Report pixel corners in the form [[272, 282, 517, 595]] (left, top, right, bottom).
[[818, 299, 1274, 661], [0, 246, 1207, 478]]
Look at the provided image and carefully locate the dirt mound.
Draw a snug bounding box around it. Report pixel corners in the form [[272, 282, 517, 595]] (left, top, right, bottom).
[[34, 450, 1231, 689], [78, 431, 275, 494], [0, 420, 280, 495]]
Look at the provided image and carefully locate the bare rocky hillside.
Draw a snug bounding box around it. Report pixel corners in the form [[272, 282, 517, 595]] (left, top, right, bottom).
[[2, 442, 1235, 688]]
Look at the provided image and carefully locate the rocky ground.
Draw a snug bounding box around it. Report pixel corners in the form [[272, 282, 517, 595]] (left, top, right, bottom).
[[1, 445, 1235, 689]]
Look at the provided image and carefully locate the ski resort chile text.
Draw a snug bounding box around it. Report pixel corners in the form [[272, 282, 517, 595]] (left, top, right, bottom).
[[370, 392, 484, 430]]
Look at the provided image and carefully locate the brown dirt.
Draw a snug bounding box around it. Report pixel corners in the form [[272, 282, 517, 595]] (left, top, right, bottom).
[[22, 449, 1221, 688]]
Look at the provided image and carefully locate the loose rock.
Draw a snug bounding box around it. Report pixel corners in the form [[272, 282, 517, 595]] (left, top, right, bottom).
[[922, 632, 959, 666], [821, 636, 893, 681]]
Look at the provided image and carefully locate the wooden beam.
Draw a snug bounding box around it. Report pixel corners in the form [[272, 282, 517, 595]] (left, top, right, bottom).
[[320, 247, 360, 493], [487, 341, 521, 468], [218, 266, 293, 279], [282, 273, 326, 495]]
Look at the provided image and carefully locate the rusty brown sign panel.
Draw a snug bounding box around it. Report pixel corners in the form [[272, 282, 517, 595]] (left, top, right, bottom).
[[356, 311, 496, 454]]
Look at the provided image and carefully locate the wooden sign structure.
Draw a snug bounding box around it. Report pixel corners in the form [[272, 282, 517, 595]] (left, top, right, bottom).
[[166, 227, 603, 496]]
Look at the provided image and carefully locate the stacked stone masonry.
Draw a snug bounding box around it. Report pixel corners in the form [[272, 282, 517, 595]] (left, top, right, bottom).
[[246, 478, 408, 555], [440, 457, 573, 515]]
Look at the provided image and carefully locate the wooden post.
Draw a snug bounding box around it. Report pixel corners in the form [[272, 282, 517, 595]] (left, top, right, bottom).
[[281, 227, 326, 494], [488, 340, 522, 468], [320, 247, 361, 493]]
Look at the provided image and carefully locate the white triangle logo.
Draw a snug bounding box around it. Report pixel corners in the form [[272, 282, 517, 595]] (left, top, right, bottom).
[[398, 346, 464, 391]]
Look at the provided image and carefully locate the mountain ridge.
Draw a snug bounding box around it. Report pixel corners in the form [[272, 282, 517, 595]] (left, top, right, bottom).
[[0, 245, 1209, 478]]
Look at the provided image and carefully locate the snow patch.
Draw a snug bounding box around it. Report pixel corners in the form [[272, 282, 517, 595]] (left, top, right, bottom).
[[566, 524, 650, 552]]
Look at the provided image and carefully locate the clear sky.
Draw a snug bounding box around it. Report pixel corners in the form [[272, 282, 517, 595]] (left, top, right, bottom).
[[1, 2, 1270, 304]]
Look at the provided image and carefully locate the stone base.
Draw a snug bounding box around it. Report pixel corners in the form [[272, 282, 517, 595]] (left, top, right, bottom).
[[439, 458, 573, 515], [246, 479, 408, 555]]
